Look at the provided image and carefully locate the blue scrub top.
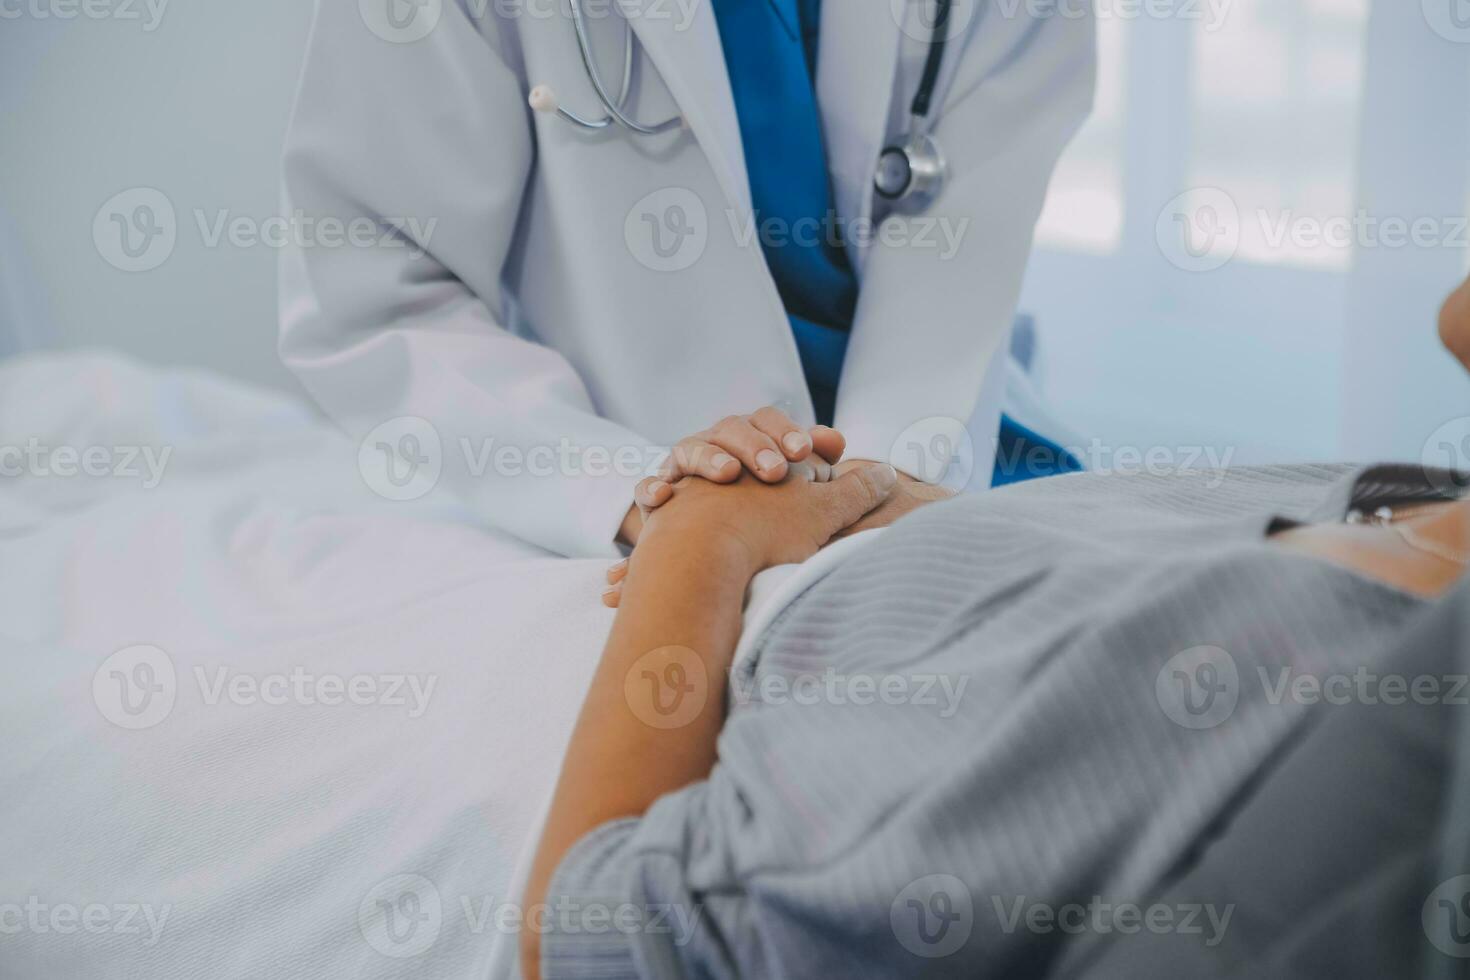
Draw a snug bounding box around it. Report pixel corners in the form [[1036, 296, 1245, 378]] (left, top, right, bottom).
[[709, 0, 853, 426], [711, 0, 1080, 484]]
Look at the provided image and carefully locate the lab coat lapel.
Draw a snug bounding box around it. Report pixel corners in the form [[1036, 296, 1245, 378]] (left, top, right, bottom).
[[815, 0, 902, 266], [623, 0, 752, 214]]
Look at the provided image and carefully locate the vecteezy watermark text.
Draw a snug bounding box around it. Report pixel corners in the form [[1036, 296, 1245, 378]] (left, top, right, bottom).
[[0, 439, 170, 488], [997, 0, 1233, 31], [358, 417, 677, 502], [1157, 187, 1470, 272], [621, 188, 973, 274], [0, 0, 168, 31], [730, 669, 969, 718], [93, 187, 438, 273], [1260, 665, 1469, 707], [194, 666, 437, 718], [991, 896, 1234, 946], [93, 645, 439, 730], [0, 897, 170, 947], [726, 209, 970, 262], [995, 438, 1235, 487], [357, 873, 704, 959]]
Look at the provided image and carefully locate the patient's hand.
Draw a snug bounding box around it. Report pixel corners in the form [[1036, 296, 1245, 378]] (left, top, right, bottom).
[[605, 454, 955, 605], [828, 459, 956, 538], [603, 462, 898, 606]]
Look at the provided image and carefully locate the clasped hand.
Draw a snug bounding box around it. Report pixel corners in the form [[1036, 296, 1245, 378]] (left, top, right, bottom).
[[605, 406, 957, 606]]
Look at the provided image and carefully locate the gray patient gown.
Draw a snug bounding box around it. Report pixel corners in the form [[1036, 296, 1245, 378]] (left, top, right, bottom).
[[541, 464, 1463, 979]]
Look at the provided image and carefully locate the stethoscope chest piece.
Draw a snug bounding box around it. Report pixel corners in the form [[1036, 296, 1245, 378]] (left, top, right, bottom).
[[874, 132, 946, 213], [872, 0, 955, 214]]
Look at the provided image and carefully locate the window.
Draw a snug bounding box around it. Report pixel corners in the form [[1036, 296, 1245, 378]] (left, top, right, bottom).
[[1188, 0, 1371, 269], [1033, 16, 1127, 253]]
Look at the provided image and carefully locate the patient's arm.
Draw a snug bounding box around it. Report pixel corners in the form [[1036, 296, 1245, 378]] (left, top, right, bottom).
[[521, 464, 897, 979]]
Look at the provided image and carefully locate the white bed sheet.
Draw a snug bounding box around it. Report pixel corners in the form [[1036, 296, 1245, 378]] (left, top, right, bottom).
[[0, 351, 872, 979]]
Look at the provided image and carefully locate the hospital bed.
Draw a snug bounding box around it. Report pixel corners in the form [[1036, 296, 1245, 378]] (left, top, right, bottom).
[[0, 350, 776, 978], [6, 348, 1463, 979]]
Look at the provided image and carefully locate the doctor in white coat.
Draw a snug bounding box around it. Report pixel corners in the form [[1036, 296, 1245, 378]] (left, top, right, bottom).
[[279, 0, 1095, 559]]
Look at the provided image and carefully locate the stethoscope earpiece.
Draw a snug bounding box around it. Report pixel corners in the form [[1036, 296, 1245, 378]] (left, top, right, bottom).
[[528, 85, 560, 115], [532, 0, 683, 135]]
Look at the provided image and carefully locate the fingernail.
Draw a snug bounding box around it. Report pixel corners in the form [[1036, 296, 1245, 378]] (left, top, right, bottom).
[[610, 558, 628, 572], [601, 588, 619, 606], [872, 464, 899, 492], [711, 452, 736, 471], [756, 449, 784, 472], [782, 431, 811, 455]]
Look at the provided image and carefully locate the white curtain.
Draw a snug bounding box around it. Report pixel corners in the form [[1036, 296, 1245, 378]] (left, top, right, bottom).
[[1019, 0, 1470, 465]]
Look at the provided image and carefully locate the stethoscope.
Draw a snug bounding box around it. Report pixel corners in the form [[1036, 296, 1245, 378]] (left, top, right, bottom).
[[527, 0, 955, 212]]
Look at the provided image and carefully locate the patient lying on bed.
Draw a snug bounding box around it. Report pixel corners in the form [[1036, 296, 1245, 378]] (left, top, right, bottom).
[[520, 276, 1470, 980]]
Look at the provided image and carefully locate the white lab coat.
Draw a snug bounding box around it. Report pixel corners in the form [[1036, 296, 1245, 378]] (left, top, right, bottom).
[[279, 0, 1095, 557]]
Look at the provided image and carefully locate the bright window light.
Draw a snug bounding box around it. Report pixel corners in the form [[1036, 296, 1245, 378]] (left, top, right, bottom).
[[1187, 0, 1371, 270], [1033, 16, 1126, 254]]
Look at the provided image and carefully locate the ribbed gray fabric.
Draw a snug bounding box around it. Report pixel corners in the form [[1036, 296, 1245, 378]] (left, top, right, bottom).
[[1072, 578, 1470, 980], [541, 465, 1456, 979]]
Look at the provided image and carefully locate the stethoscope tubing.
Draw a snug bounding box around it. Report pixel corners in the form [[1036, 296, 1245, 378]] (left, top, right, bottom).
[[535, 0, 951, 209], [555, 0, 681, 134]]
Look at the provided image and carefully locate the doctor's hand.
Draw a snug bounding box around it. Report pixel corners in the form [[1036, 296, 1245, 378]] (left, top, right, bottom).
[[615, 407, 845, 549]]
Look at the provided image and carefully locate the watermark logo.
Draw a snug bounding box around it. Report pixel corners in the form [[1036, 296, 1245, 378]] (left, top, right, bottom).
[[624, 646, 707, 730], [1156, 645, 1239, 730], [1424, 0, 1470, 43], [890, 417, 975, 491], [625, 187, 708, 273], [359, 416, 443, 502], [93, 190, 437, 272], [1257, 210, 1470, 255], [1423, 875, 1470, 958], [360, 0, 442, 42], [193, 666, 437, 717], [725, 208, 969, 261], [193, 210, 436, 257], [1157, 197, 1470, 271], [1065, 440, 1233, 484], [891, 0, 978, 43], [1260, 666, 1468, 708], [0, 439, 171, 487], [356, 426, 678, 500], [1156, 188, 1240, 273], [93, 644, 178, 730], [360, 874, 442, 957], [995, 0, 1234, 32], [93, 187, 176, 273], [460, 0, 699, 31], [1421, 417, 1470, 497], [358, 883, 705, 947], [730, 669, 969, 717], [0, 0, 170, 31], [0, 897, 171, 946], [991, 896, 1233, 946], [94, 647, 437, 727], [891, 874, 974, 958]]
